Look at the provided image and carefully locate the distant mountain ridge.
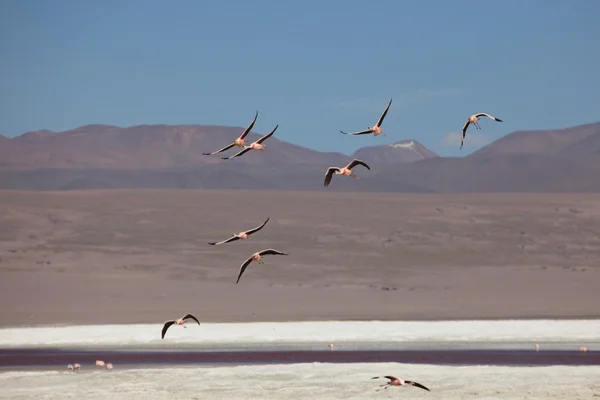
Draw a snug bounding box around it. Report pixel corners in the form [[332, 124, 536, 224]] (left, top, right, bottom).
[[1, 121, 599, 193], [351, 139, 439, 164]]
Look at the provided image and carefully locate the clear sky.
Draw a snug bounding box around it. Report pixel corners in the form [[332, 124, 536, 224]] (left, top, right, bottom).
[[1, 0, 599, 156]]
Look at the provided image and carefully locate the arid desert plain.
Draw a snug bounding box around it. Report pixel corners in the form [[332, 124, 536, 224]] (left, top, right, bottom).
[[1, 189, 599, 327]]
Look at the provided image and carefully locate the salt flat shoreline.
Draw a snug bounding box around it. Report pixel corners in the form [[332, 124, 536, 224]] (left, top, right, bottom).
[[4, 316, 600, 330]]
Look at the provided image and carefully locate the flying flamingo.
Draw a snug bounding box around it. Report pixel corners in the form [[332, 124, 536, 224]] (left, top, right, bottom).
[[372, 376, 430, 392], [203, 111, 259, 155], [324, 159, 371, 187], [161, 313, 201, 339], [209, 218, 270, 246], [221, 125, 279, 160], [340, 98, 392, 136], [460, 112, 503, 149], [236, 248, 288, 284]]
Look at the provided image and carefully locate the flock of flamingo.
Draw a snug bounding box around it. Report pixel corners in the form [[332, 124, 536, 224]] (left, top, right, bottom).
[[65, 102, 506, 392]]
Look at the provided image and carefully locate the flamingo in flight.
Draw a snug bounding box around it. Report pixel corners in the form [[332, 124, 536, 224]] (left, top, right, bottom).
[[460, 112, 503, 149], [324, 159, 371, 187], [203, 111, 259, 156], [209, 218, 270, 246], [372, 376, 430, 392], [236, 248, 288, 284], [221, 125, 279, 160], [340, 98, 392, 136], [161, 313, 201, 339]]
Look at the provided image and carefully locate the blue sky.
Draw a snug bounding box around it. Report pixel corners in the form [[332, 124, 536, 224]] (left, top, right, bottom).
[[1, 0, 599, 156]]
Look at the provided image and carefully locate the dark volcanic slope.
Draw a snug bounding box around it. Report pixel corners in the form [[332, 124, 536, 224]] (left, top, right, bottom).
[[0, 124, 349, 170], [469, 122, 600, 158]]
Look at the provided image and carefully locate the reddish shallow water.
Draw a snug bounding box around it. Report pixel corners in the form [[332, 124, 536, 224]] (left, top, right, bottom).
[[1, 348, 598, 368]]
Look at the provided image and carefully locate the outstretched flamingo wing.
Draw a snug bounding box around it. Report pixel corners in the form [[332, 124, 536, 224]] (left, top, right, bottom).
[[236, 255, 255, 284], [345, 159, 370, 171], [406, 380, 430, 391], [371, 376, 398, 382], [324, 167, 339, 187], [375, 98, 393, 127], [209, 235, 241, 246], [340, 129, 372, 135], [182, 313, 200, 325], [256, 125, 279, 144], [161, 320, 176, 339], [244, 217, 270, 236], [203, 142, 236, 156], [239, 111, 259, 140], [460, 119, 471, 150], [222, 147, 252, 160], [474, 112, 503, 122], [258, 248, 288, 256]]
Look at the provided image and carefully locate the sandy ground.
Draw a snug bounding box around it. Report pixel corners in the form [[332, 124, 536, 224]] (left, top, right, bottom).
[[1, 189, 599, 327]]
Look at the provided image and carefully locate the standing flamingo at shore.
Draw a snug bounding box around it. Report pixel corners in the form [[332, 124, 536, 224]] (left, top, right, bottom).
[[208, 218, 270, 245], [203, 111, 259, 156], [372, 375, 430, 392], [73, 363, 81, 372], [221, 125, 279, 160], [340, 98, 392, 137], [106, 363, 113, 370], [95, 360, 105, 368], [460, 112, 503, 149], [67, 364, 74, 372], [161, 313, 201, 339], [236, 249, 288, 284], [324, 159, 370, 187]]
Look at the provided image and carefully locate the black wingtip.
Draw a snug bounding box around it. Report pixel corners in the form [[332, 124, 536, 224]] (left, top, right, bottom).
[[221, 157, 229, 160], [202, 153, 212, 156], [340, 130, 347, 135], [208, 242, 216, 246], [496, 118, 503, 122]]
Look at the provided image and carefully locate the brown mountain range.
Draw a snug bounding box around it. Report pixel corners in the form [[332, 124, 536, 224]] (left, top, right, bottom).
[[0, 121, 599, 192]]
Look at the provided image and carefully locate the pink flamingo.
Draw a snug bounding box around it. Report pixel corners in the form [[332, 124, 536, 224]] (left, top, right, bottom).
[[67, 364, 74, 372], [221, 125, 279, 159], [324, 159, 370, 187], [73, 363, 81, 372], [95, 360, 105, 368], [372, 375, 430, 392], [236, 248, 288, 284], [203, 111, 259, 155], [208, 218, 269, 246], [340, 98, 392, 137], [460, 113, 503, 149], [161, 313, 201, 339], [106, 363, 113, 370]]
